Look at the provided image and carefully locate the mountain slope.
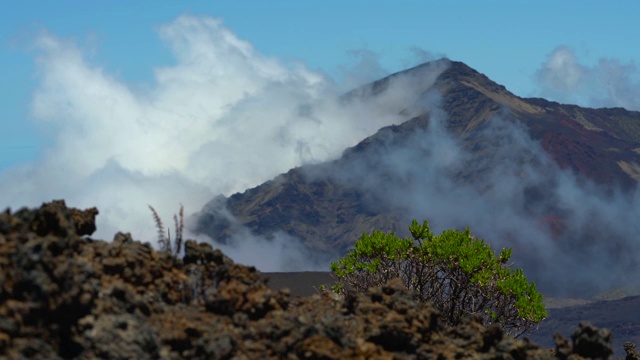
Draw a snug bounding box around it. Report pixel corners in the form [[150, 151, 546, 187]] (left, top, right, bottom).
[[193, 59, 640, 295]]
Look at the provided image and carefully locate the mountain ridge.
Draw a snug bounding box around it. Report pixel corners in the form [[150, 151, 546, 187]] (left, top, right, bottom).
[[194, 59, 640, 295]]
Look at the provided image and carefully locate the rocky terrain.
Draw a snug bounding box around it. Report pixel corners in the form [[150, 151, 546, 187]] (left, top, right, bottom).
[[1, 200, 636, 359], [265, 272, 640, 359]]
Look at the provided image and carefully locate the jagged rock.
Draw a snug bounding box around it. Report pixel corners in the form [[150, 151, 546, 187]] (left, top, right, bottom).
[[0, 201, 626, 359], [624, 342, 640, 360], [572, 322, 613, 358]]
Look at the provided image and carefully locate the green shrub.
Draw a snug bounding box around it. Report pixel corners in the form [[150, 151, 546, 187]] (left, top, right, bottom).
[[330, 219, 547, 337]]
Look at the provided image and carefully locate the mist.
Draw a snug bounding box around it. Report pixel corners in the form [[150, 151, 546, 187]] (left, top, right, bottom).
[[0, 15, 442, 271], [535, 46, 640, 111], [312, 88, 640, 296]]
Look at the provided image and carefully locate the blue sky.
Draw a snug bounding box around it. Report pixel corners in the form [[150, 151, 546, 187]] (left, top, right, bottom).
[[1, 1, 639, 170], [1, 1, 639, 262]]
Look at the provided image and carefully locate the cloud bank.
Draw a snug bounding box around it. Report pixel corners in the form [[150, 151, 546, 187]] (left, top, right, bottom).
[[0, 15, 435, 270], [535, 46, 640, 111]]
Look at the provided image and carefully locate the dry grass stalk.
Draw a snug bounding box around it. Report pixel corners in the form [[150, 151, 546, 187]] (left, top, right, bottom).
[[148, 204, 184, 258]]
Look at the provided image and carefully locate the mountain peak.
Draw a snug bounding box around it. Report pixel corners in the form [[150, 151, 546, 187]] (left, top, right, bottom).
[[194, 60, 640, 296], [434, 60, 545, 117]]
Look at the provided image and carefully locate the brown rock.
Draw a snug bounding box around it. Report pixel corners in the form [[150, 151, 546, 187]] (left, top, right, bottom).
[[0, 201, 624, 359]]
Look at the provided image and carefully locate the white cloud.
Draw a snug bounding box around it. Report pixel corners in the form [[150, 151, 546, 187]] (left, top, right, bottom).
[[535, 46, 587, 95], [336, 49, 389, 91], [535, 46, 640, 110], [0, 15, 444, 262], [318, 100, 640, 295]]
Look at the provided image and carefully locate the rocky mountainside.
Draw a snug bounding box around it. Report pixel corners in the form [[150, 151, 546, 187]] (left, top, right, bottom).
[[193, 59, 640, 295], [0, 201, 635, 359]]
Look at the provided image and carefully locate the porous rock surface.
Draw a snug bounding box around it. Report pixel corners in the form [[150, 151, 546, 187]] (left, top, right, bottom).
[[0, 201, 625, 359]]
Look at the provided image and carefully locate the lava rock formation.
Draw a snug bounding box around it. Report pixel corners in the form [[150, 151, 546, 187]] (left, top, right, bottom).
[[0, 201, 631, 359]]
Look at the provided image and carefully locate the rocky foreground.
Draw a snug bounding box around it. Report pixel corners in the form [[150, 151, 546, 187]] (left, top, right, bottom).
[[0, 201, 636, 359]]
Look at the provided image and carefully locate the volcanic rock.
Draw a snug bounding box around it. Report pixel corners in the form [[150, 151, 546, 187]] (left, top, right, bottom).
[[0, 201, 628, 359]]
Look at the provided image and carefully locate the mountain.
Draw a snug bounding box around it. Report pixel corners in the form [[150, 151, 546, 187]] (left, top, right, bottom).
[[193, 59, 640, 295]]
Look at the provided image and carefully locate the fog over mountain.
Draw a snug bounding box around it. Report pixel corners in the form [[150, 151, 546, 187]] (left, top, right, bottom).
[[2, 15, 640, 298], [195, 61, 640, 297], [321, 102, 640, 296]]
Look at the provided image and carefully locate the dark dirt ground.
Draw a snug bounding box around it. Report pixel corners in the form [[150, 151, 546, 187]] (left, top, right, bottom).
[[265, 271, 640, 357], [529, 295, 640, 356]]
